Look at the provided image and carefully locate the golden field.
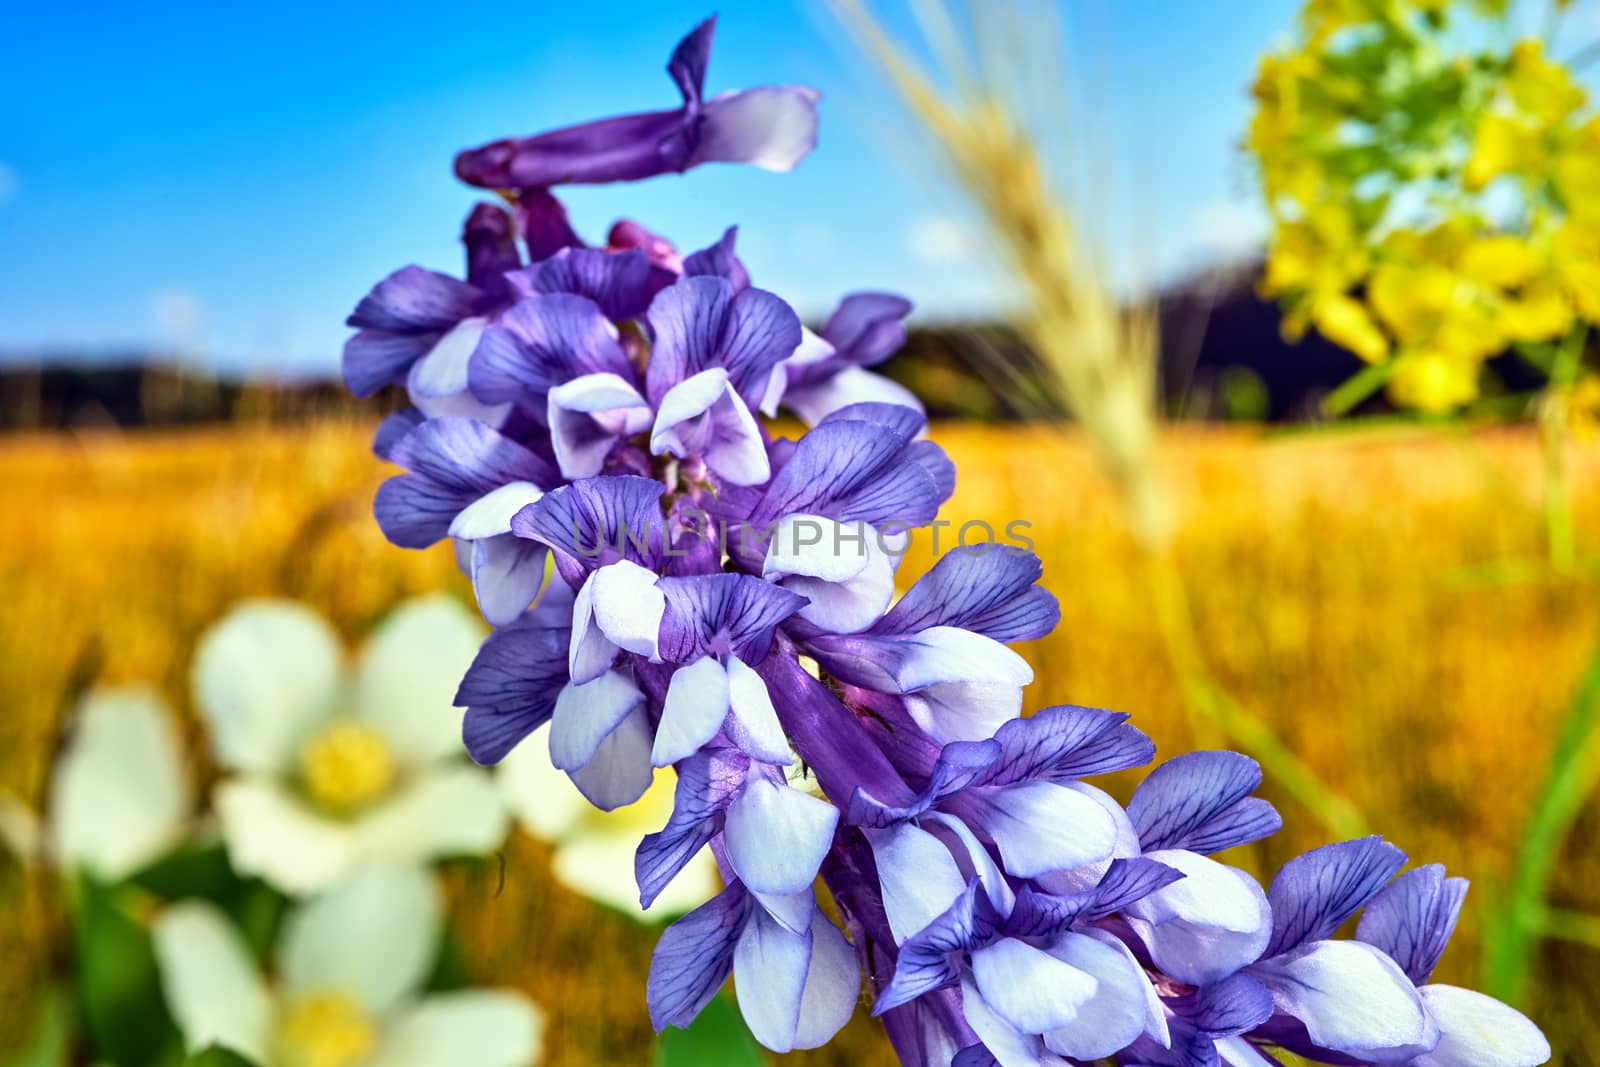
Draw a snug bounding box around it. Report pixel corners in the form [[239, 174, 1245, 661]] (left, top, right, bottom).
[[0, 419, 1597, 1064]]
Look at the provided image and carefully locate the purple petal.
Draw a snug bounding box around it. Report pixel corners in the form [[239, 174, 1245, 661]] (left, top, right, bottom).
[[347, 265, 481, 335], [372, 407, 424, 461], [637, 747, 752, 908], [656, 573, 808, 664], [1040, 930, 1162, 1059], [692, 86, 821, 172], [1265, 837, 1408, 957], [511, 475, 666, 586], [462, 202, 522, 297], [875, 880, 994, 1015], [876, 549, 1059, 644], [507, 247, 654, 322], [668, 16, 716, 107], [645, 276, 801, 408], [344, 330, 437, 399], [1354, 864, 1467, 986], [455, 107, 691, 189], [375, 418, 558, 548], [683, 226, 750, 291], [648, 882, 753, 1031], [981, 705, 1155, 787], [822, 292, 913, 370], [1128, 751, 1283, 856], [515, 188, 585, 262], [456, 611, 570, 765], [847, 740, 999, 828], [468, 534, 548, 626], [470, 292, 633, 408], [1168, 972, 1275, 1037], [1123, 849, 1273, 987]]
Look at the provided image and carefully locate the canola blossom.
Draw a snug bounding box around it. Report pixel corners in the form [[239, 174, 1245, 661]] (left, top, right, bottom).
[[346, 17, 1551, 1064]]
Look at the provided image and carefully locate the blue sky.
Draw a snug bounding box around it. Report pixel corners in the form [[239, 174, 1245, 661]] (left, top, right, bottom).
[[0, 1, 1300, 377]]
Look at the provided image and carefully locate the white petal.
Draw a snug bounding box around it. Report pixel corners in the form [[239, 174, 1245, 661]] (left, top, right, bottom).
[[725, 657, 792, 764], [905, 680, 1025, 746], [868, 823, 968, 944], [549, 372, 650, 479], [762, 514, 873, 584], [1041, 931, 1154, 1059], [782, 549, 895, 634], [701, 387, 771, 486], [652, 657, 732, 767], [1250, 940, 1438, 1059], [554, 821, 720, 920], [1412, 984, 1551, 1067], [784, 367, 923, 426], [959, 977, 1051, 1067], [355, 595, 486, 767], [792, 911, 859, 1050], [448, 481, 545, 541], [369, 991, 544, 1067], [895, 626, 1033, 691], [409, 316, 486, 397], [360, 764, 510, 864], [965, 780, 1120, 879], [495, 728, 588, 841], [568, 574, 620, 685], [152, 901, 273, 1062], [699, 86, 821, 172], [215, 778, 358, 896], [970, 937, 1097, 1034], [567, 706, 654, 810], [922, 811, 1015, 920], [49, 686, 188, 880], [589, 559, 665, 659], [470, 535, 549, 627], [1122, 849, 1272, 988], [550, 670, 647, 771], [724, 778, 839, 896], [279, 863, 442, 1015], [760, 328, 835, 418], [651, 368, 733, 455], [734, 905, 812, 1052], [191, 600, 342, 773]]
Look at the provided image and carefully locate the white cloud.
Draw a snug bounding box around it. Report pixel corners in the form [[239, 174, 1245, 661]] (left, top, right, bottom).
[[0, 163, 18, 206], [151, 288, 205, 345], [1186, 199, 1268, 263], [906, 215, 978, 265]]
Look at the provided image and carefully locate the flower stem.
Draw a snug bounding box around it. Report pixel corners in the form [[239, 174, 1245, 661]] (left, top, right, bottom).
[[1483, 637, 1600, 1006]]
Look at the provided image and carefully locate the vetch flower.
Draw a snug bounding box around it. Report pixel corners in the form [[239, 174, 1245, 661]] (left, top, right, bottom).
[[153, 863, 543, 1067], [453, 17, 819, 190], [761, 292, 921, 424], [192, 597, 509, 895]]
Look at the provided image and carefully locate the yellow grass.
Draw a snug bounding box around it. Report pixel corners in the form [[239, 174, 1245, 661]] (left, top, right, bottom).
[[1, 419, 1597, 1063]]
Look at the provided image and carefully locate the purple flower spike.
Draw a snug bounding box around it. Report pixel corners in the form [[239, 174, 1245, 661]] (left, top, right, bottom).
[[454, 17, 819, 191]]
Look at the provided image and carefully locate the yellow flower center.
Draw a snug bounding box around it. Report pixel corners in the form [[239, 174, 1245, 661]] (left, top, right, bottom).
[[299, 720, 395, 814], [276, 991, 377, 1067]]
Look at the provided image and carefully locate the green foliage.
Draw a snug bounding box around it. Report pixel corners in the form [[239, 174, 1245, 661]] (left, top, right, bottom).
[[70, 873, 183, 1067], [653, 992, 766, 1067], [180, 1048, 256, 1067]]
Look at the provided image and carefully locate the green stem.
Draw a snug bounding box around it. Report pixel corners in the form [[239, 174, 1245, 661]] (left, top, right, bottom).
[[1535, 906, 1600, 951], [1540, 328, 1585, 574], [1322, 360, 1399, 418], [1484, 639, 1600, 1006]]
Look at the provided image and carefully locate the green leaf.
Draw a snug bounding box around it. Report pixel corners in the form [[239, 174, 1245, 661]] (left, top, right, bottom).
[[71, 872, 184, 1067], [130, 842, 287, 961], [2, 986, 70, 1067], [653, 992, 766, 1067], [181, 1048, 257, 1067]]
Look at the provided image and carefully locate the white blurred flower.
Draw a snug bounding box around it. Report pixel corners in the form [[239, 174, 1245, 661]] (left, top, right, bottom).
[[153, 863, 543, 1067], [47, 686, 190, 881], [497, 740, 718, 921], [192, 596, 508, 896]]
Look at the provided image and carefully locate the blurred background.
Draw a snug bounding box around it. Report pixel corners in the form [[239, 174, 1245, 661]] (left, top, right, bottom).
[[3, 0, 1599, 1063]]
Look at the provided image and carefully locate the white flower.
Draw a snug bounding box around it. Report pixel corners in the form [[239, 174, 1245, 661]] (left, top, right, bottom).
[[153, 863, 543, 1067], [192, 596, 508, 896], [47, 686, 189, 880], [497, 738, 719, 921]]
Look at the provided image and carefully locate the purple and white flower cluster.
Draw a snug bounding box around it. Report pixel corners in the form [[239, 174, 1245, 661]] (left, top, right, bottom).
[[344, 17, 1550, 1066]]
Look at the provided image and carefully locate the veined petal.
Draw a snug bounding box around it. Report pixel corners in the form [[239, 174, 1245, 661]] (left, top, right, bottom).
[[590, 558, 666, 658], [449, 481, 545, 541], [1265, 837, 1408, 957], [970, 937, 1097, 1035], [549, 372, 651, 480], [875, 548, 1056, 644], [724, 777, 838, 895], [1127, 751, 1281, 855], [550, 671, 647, 771], [1040, 930, 1161, 1059], [278, 862, 441, 1016], [368, 990, 544, 1067], [568, 706, 654, 810], [49, 687, 188, 881], [1412, 985, 1550, 1067], [957, 781, 1120, 879], [869, 823, 969, 944], [1249, 940, 1439, 1061], [734, 904, 813, 1052], [649, 883, 753, 1031], [1354, 865, 1467, 986], [408, 316, 487, 398], [469, 535, 549, 627], [152, 901, 273, 1062], [192, 600, 342, 774], [652, 656, 732, 767]]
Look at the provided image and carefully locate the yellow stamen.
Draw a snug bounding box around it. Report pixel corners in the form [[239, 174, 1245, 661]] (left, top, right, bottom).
[[299, 719, 395, 814], [276, 991, 377, 1067]]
